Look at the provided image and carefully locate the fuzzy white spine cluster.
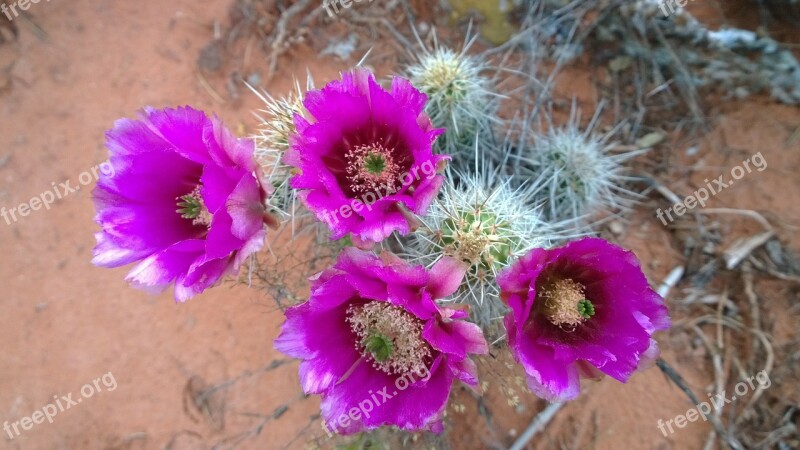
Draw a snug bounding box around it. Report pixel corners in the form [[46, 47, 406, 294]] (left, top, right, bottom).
[[248, 78, 314, 224], [515, 107, 644, 222], [405, 158, 573, 337], [406, 46, 501, 168]]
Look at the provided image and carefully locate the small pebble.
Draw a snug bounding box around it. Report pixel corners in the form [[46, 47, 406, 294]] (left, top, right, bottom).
[[609, 221, 624, 235]]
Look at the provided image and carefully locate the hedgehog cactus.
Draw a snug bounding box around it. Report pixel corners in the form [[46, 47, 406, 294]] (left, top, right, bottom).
[[248, 79, 311, 216], [406, 167, 566, 338], [252, 79, 308, 157], [516, 109, 642, 222], [435, 207, 519, 276], [406, 47, 499, 165]]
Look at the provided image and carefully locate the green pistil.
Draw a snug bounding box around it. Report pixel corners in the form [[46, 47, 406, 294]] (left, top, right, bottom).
[[364, 334, 394, 363], [363, 153, 387, 176], [176, 194, 203, 220], [578, 299, 595, 319]]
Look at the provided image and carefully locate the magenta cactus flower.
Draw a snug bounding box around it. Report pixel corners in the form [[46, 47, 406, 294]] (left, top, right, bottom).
[[498, 238, 670, 402], [92, 106, 277, 302], [285, 69, 447, 247], [275, 248, 488, 434]]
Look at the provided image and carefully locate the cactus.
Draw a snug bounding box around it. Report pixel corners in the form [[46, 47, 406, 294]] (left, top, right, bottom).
[[515, 106, 643, 222], [248, 78, 312, 219], [406, 46, 500, 168], [404, 159, 574, 338]]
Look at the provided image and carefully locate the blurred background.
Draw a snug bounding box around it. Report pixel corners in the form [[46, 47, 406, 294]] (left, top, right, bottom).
[[0, 1, 798, 449]]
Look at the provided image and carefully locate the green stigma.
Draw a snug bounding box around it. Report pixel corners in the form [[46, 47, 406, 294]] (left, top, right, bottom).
[[577, 299, 595, 319], [364, 334, 394, 362], [363, 153, 387, 176], [176, 193, 203, 220]]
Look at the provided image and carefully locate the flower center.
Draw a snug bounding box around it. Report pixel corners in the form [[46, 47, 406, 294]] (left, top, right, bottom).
[[346, 301, 431, 376], [176, 186, 212, 227], [539, 278, 594, 328], [345, 143, 403, 195]]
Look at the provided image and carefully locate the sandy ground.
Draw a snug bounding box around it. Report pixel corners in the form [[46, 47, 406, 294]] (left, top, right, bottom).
[[0, 1, 797, 450], [0, 1, 325, 449]]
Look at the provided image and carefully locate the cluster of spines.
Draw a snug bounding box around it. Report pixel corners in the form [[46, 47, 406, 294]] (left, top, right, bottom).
[[248, 77, 313, 219], [512, 105, 644, 223], [405, 42, 502, 170], [404, 158, 573, 338]]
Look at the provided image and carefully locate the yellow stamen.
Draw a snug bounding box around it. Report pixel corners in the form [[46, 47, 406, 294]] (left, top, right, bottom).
[[347, 301, 430, 375], [539, 279, 588, 327]]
